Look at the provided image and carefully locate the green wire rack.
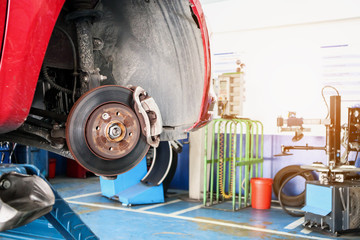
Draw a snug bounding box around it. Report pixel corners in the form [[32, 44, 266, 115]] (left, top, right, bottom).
[[203, 118, 264, 211]]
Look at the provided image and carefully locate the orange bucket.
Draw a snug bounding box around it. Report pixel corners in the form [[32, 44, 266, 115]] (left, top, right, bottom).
[[251, 178, 273, 209]]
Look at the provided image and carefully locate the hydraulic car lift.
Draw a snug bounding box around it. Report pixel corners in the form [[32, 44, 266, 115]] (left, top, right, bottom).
[[0, 164, 98, 239]]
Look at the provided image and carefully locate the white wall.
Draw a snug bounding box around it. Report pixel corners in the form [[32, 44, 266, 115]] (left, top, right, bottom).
[[201, 0, 360, 134], [202, 0, 360, 33]]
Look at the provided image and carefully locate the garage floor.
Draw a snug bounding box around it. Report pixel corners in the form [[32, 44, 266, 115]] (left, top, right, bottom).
[[4, 177, 360, 240]]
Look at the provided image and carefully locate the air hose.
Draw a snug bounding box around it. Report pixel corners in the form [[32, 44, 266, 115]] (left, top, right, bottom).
[[278, 169, 313, 217], [219, 124, 235, 199], [42, 27, 78, 98], [54, 26, 78, 102]]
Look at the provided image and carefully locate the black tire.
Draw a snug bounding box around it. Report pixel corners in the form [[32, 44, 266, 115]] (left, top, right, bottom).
[[273, 165, 315, 207], [278, 170, 312, 217]]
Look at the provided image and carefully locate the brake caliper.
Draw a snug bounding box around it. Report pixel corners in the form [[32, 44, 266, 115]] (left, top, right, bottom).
[[132, 86, 162, 148]]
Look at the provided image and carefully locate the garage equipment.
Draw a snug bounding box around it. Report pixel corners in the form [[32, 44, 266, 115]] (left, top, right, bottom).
[[347, 107, 360, 156], [0, 165, 54, 232], [15, 145, 49, 177], [0, 143, 10, 163], [100, 157, 164, 206], [0, 164, 98, 239], [301, 102, 360, 235], [203, 118, 264, 210], [277, 87, 360, 235], [100, 141, 177, 205], [216, 72, 246, 117], [303, 180, 360, 235]]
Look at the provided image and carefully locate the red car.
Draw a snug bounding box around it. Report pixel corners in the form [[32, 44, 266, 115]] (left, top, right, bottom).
[[0, 0, 213, 176]]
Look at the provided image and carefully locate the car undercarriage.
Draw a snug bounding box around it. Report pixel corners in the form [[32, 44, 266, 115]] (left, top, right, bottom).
[[0, 0, 212, 177]]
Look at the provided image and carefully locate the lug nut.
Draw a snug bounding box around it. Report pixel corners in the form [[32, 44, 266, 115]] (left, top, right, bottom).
[[109, 125, 122, 139]]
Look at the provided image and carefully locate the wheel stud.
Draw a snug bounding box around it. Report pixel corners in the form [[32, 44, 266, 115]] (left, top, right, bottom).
[[102, 113, 110, 120]]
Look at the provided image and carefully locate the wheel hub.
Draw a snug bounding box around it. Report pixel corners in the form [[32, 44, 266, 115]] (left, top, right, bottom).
[[108, 123, 123, 140], [85, 103, 140, 160], [66, 85, 149, 176]]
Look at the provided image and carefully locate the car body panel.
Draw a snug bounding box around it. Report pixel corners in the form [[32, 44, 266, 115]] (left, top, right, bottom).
[[188, 0, 214, 131], [0, 0, 212, 134], [0, 1, 7, 54], [0, 0, 65, 133]]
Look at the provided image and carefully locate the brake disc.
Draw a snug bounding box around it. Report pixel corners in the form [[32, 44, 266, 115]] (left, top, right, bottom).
[[66, 85, 149, 176]]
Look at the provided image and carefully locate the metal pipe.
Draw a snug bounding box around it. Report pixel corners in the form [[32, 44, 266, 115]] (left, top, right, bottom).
[[330, 95, 341, 165], [30, 108, 67, 123], [282, 145, 325, 152], [203, 118, 264, 210], [25, 116, 53, 130]]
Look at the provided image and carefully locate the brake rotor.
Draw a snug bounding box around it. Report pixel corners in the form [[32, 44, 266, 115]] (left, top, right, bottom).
[[85, 103, 140, 160], [66, 85, 149, 176]]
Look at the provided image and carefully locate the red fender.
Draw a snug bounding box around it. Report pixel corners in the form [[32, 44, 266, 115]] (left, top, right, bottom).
[[0, 0, 65, 133], [0, 0, 212, 133], [187, 0, 215, 131]]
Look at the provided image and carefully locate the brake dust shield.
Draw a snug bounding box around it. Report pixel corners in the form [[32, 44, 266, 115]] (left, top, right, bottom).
[[66, 85, 149, 176]]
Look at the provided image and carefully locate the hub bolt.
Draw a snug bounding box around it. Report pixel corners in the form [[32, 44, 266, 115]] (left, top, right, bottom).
[[102, 113, 110, 120]]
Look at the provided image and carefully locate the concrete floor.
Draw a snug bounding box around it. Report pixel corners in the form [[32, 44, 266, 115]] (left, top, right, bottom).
[[3, 177, 360, 239]]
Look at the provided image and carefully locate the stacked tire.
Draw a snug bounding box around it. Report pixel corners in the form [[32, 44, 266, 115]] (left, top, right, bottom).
[[273, 165, 315, 207]]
